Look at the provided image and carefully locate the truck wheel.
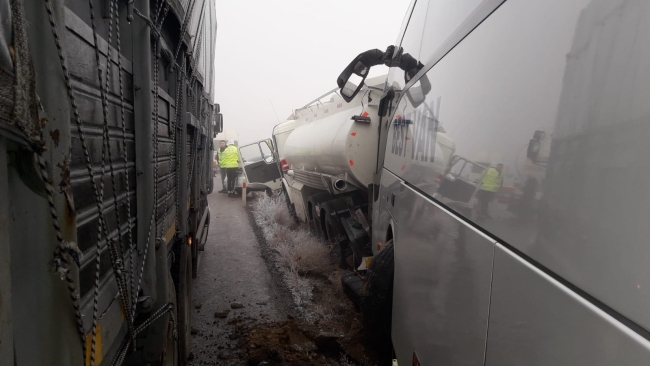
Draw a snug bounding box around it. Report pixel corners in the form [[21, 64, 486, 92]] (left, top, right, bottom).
[[207, 178, 214, 194], [191, 242, 198, 279], [363, 240, 394, 343], [325, 215, 346, 268], [153, 274, 179, 366], [172, 243, 193, 365], [282, 185, 299, 223], [310, 203, 325, 241], [307, 193, 333, 241]]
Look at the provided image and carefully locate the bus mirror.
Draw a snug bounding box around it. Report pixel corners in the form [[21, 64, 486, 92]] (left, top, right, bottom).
[[213, 113, 223, 138], [338, 60, 369, 102], [337, 48, 387, 103], [527, 130, 546, 162], [527, 139, 540, 162]]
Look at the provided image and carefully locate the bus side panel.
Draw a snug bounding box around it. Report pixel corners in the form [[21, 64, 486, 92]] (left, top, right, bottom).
[[485, 244, 650, 365], [388, 171, 495, 365], [385, 0, 650, 354]]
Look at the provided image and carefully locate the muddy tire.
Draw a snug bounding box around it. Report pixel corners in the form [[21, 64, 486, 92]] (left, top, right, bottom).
[[322, 203, 347, 268], [307, 193, 331, 241], [324, 215, 344, 267], [363, 240, 394, 342], [282, 185, 299, 223], [172, 243, 192, 365], [191, 239, 198, 280], [207, 175, 214, 194], [309, 203, 325, 240]]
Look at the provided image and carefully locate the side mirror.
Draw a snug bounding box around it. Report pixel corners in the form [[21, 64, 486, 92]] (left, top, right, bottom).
[[213, 113, 223, 138], [527, 139, 540, 162], [405, 73, 432, 107], [338, 60, 369, 102], [337, 49, 386, 102], [526, 130, 545, 162]]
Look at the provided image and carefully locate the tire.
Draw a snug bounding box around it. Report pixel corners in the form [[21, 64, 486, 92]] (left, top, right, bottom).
[[191, 244, 198, 279], [307, 193, 331, 241], [325, 214, 346, 268], [153, 274, 179, 366], [171, 243, 192, 365], [309, 203, 325, 240], [363, 240, 394, 342], [207, 177, 214, 194], [265, 187, 274, 197], [282, 185, 299, 223]]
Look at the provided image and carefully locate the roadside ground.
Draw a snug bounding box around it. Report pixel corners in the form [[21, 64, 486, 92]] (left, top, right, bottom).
[[189, 177, 380, 365]]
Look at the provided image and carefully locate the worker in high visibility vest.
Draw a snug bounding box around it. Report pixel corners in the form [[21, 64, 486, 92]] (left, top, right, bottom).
[[220, 139, 240, 196], [477, 163, 503, 219]]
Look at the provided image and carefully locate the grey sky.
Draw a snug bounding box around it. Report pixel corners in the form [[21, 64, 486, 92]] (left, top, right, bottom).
[[213, 0, 411, 145]]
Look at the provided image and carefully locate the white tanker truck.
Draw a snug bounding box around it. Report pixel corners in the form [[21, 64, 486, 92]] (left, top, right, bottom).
[[241, 70, 456, 271]]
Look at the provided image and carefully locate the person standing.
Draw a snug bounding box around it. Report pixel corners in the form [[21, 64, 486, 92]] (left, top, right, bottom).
[[477, 163, 503, 219], [216, 140, 227, 193], [220, 139, 240, 196]]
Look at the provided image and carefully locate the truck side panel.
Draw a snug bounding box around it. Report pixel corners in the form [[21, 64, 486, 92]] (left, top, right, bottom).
[[1, 0, 216, 363]]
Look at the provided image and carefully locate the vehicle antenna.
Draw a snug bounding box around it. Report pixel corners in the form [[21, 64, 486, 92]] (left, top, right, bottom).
[[269, 99, 281, 123]]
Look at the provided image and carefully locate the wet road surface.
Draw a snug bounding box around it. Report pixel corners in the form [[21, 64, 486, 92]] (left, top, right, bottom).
[[188, 181, 292, 365]]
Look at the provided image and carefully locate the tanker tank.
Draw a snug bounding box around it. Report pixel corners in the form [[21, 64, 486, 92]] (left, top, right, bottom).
[[283, 76, 387, 189]]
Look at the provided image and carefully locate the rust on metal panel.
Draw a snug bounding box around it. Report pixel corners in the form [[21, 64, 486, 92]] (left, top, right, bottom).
[[49, 129, 60, 148]]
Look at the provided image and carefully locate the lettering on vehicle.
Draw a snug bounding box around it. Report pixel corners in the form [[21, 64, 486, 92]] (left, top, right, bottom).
[[391, 97, 441, 163]]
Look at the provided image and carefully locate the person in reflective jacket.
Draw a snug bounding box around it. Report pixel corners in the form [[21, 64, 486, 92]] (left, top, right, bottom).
[[220, 139, 240, 196], [477, 163, 503, 219]]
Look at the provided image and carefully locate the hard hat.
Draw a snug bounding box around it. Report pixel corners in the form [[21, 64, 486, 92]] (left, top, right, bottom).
[[227, 139, 235, 146]]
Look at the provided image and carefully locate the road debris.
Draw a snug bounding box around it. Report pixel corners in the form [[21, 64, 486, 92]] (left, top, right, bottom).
[[214, 310, 230, 318]]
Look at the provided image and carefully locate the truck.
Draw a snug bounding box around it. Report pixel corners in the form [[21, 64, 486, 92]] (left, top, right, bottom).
[[0, 0, 220, 364], [243, 0, 650, 365]]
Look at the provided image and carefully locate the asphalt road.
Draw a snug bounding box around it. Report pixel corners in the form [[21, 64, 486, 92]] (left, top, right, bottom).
[[188, 179, 291, 365]]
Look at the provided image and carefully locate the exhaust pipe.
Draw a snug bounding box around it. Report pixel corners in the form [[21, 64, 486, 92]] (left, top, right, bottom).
[[333, 179, 347, 191]]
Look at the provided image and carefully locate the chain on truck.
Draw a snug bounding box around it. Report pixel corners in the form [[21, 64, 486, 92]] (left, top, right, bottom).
[[0, 0, 222, 364]]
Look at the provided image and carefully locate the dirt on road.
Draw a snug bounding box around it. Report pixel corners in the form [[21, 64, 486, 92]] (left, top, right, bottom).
[[188, 183, 381, 365]]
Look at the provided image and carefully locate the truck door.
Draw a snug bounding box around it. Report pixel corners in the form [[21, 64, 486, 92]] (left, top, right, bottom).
[[437, 157, 486, 205], [238, 139, 282, 185]]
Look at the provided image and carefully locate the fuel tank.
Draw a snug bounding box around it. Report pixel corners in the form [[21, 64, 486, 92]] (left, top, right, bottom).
[[283, 76, 386, 189]]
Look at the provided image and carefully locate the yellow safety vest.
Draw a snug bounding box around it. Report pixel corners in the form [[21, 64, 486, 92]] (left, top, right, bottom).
[[480, 167, 502, 192], [220, 145, 239, 168]]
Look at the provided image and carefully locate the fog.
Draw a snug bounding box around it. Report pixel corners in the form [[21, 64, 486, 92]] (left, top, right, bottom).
[[213, 0, 411, 145]]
